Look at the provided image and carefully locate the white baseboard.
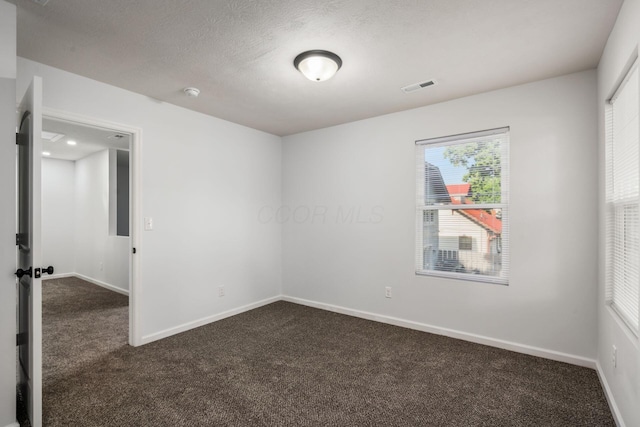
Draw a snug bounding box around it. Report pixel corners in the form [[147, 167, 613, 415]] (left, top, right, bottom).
[[40, 280, 600, 371], [3, 421, 20, 427], [44, 272, 129, 296], [44, 272, 75, 280], [282, 295, 597, 369], [140, 295, 281, 345], [596, 361, 626, 427], [73, 273, 129, 296]]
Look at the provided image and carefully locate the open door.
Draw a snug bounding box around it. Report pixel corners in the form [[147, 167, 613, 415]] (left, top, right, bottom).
[[17, 77, 43, 427]]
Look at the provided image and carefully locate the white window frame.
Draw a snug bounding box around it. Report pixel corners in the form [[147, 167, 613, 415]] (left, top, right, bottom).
[[415, 127, 510, 285], [605, 58, 640, 335]]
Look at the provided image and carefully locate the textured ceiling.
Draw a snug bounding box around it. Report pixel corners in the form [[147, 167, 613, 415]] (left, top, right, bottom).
[[13, 0, 623, 136]]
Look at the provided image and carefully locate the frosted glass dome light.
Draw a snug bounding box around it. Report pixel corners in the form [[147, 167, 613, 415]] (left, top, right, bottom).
[[294, 50, 342, 82]]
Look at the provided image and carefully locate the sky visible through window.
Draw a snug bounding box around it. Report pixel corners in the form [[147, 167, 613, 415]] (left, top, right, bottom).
[[424, 146, 468, 185]]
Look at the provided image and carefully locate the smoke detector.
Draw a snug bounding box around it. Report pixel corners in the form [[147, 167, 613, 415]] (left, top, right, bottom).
[[183, 87, 200, 98], [401, 79, 437, 94]]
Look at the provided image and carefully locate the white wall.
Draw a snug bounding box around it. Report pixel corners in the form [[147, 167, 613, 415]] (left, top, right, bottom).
[[0, 0, 15, 81], [41, 154, 131, 292], [74, 150, 129, 292], [282, 71, 599, 363], [597, 0, 640, 425], [0, 2, 17, 426], [17, 57, 283, 342], [41, 158, 75, 276]]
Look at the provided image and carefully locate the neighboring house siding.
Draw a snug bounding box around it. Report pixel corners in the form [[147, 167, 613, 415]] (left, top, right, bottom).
[[438, 209, 499, 273], [421, 167, 502, 276]]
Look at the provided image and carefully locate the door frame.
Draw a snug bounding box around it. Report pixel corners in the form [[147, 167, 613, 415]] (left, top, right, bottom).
[[42, 107, 143, 346]]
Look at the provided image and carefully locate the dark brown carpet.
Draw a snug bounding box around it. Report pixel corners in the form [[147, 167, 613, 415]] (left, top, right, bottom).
[[38, 277, 614, 426]]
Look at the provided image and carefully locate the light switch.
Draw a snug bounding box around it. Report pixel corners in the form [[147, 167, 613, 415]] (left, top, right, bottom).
[[144, 217, 153, 231]]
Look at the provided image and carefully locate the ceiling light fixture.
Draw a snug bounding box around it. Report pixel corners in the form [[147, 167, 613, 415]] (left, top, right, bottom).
[[294, 50, 342, 82], [67, 140, 77, 146], [42, 151, 51, 156]]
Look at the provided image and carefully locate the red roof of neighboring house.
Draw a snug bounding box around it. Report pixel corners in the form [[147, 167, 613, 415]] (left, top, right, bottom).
[[450, 195, 502, 234], [446, 184, 471, 196]]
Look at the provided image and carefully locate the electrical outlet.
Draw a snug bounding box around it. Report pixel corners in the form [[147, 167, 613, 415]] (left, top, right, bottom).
[[612, 345, 617, 368], [385, 286, 392, 298], [218, 285, 225, 297]]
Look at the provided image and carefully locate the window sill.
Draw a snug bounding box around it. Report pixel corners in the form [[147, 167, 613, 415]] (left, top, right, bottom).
[[416, 269, 508, 286]]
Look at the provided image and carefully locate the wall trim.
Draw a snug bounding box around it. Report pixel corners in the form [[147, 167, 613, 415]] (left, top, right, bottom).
[[282, 295, 597, 369], [596, 361, 626, 427], [43, 273, 74, 280], [3, 422, 20, 427], [44, 273, 128, 297], [73, 273, 129, 296], [140, 296, 281, 345]]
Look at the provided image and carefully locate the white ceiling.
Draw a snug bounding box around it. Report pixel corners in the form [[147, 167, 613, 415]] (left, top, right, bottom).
[[14, 0, 623, 136], [42, 118, 130, 161]]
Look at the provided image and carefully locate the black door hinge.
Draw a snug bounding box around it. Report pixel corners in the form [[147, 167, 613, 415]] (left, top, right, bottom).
[[16, 233, 19, 246], [15, 132, 19, 145], [132, 247, 136, 254], [16, 332, 27, 346]]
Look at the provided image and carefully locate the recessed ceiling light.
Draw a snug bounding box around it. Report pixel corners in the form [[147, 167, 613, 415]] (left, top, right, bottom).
[[42, 151, 51, 156], [67, 140, 77, 146], [294, 50, 342, 82], [42, 131, 64, 142]]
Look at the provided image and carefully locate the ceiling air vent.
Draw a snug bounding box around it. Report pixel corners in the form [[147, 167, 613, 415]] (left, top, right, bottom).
[[401, 79, 437, 94], [41, 131, 64, 142]]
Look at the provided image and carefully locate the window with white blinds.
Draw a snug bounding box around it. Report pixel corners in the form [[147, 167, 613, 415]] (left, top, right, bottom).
[[415, 127, 509, 284], [606, 59, 640, 334]]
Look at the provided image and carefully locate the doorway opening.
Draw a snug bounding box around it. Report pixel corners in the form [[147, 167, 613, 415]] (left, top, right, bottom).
[[41, 118, 131, 291], [40, 110, 141, 346]]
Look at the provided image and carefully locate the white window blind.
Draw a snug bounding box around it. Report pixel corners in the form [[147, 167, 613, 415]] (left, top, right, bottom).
[[606, 59, 640, 334], [415, 127, 509, 284]]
